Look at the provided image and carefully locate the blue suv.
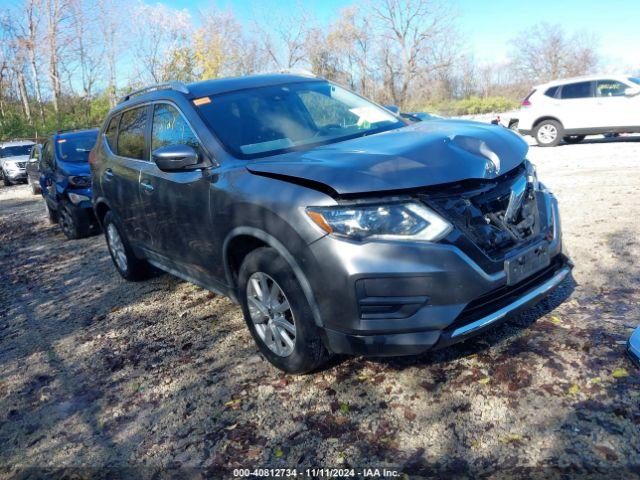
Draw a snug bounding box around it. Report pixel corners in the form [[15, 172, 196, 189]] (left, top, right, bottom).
[[40, 129, 99, 239]]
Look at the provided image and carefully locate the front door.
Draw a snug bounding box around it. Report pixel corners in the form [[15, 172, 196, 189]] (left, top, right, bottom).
[[557, 81, 599, 130], [595, 79, 640, 130], [138, 102, 216, 282]]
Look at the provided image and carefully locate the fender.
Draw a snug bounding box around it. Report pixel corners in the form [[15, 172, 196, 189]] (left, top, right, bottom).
[[222, 227, 325, 328]]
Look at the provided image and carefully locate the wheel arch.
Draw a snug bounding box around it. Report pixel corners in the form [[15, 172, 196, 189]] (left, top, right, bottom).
[[533, 116, 563, 129], [222, 227, 324, 327], [93, 198, 112, 227]]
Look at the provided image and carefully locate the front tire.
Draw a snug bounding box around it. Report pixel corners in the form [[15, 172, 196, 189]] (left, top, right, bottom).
[[45, 201, 59, 224], [59, 199, 90, 240], [103, 211, 150, 281], [238, 247, 328, 374], [535, 120, 563, 147], [3, 173, 13, 187]]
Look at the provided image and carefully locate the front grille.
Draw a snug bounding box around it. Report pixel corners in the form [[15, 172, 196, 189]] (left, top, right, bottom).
[[449, 256, 564, 330], [16, 162, 26, 168], [419, 166, 549, 260]]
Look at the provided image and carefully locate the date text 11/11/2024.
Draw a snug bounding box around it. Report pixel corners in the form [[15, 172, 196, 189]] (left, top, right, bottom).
[[232, 468, 403, 478]]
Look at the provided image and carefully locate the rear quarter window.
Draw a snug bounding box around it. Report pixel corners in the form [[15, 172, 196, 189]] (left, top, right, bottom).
[[105, 114, 120, 152], [544, 86, 559, 98], [117, 107, 148, 160]]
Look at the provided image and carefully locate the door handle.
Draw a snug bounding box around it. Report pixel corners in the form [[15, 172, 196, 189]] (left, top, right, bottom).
[[103, 168, 114, 181], [140, 181, 155, 193]]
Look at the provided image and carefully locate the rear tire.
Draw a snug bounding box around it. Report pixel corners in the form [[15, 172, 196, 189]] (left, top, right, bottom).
[[103, 211, 150, 281], [563, 135, 585, 144], [238, 247, 329, 374], [28, 177, 41, 194], [534, 119, 563, 147]]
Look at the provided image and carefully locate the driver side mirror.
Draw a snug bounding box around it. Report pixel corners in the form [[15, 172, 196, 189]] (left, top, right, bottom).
[[625, 87, 640, 97], [152, 144, 199, 172]]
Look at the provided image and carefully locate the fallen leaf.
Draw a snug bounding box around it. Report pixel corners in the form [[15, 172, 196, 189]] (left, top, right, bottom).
[[478, 377, 491, 384], [612, 368, 629, 378], [568, 384, 580, 395], [339, 402, 350, 413], [501, 434, 523, 444], [274, 447, 284, 458], [588, 377, 602, 384]]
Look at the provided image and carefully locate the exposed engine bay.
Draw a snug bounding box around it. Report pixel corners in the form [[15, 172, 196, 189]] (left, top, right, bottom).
[[422, 164, 550, 259]]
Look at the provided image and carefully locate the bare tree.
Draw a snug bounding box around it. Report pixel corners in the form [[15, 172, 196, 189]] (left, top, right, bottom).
[[131, 2, 191, 83], [255, 3, 311, 70], [20, 0, 45, 122], [509, 23, 599, 84], [96, 0, 127, 107], [45, 0, 66, 113], [370, 0, 459, 108]]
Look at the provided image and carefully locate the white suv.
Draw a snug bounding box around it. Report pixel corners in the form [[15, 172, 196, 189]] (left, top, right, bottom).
[[517, 75, 640, 147]]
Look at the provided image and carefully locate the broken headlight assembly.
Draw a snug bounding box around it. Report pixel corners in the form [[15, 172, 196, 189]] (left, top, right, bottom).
[[306, 202, 452, 242]]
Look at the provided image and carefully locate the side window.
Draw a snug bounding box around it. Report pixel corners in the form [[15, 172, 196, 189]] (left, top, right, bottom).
[[117, 106, 148, 160], [560, 82, 593, 99], [41, 141, 54, 169], [105, 114, 120, 152], [596, 80, 628, 97], [29, 146, 39, 160], [151, 104, 200, 155]]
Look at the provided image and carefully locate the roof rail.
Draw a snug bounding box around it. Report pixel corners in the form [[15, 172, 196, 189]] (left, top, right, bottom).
[[119, 81, 190, 103]]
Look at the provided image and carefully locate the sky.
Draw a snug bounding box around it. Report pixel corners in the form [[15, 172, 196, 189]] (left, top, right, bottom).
[[1, 0, 637, 70], [164, 0, 639, 70]]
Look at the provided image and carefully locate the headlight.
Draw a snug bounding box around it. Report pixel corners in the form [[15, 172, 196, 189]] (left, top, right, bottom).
[[306, 202, 452, 242], [68, 192, 91, 205], [4, 162, 20, 172], [525, 160, 539, 190], [69, 175, 91, 187]]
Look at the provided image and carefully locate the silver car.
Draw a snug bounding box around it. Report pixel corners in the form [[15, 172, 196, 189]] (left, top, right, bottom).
[[1, 140, 35, 186]]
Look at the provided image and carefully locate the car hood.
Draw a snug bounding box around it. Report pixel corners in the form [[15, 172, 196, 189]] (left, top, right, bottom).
[[58, 160, 90, 177], [246, 119, 529, 196]]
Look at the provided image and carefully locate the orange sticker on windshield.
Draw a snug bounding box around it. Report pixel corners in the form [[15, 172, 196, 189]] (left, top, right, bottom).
[[193, 97, 211, 106], [57, 139, 67, 143]]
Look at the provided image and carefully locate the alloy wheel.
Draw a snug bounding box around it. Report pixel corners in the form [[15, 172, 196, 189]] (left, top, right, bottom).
[[246, 272, 296, 357], [107, 223, 127, 272], [538, 124, 558, 144]]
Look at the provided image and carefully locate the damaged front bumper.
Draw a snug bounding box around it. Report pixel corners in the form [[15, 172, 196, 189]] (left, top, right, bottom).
[[628, 327, 640, 367]]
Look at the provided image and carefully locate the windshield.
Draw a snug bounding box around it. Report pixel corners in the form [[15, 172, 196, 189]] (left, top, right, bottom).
[[629, 77, 640, 86], [0, 145, 33, 158], [195, 81, 405, 159], [55, 132, 97, 163]]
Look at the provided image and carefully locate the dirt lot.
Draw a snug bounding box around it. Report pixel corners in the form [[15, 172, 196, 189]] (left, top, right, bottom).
[[1, 137, 639, 478]]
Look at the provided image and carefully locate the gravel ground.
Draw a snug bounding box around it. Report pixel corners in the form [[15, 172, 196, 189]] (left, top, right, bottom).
[[1, 136, 639, 479]]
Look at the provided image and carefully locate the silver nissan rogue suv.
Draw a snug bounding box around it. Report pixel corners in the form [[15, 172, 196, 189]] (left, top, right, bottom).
[[91, 74, 572, 373]]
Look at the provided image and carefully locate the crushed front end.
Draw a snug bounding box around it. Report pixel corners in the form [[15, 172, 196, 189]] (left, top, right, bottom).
[[310, 161, 573, 356]]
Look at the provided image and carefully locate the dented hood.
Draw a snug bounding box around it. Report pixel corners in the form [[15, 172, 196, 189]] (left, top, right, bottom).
[[246, 119, 529, 196]]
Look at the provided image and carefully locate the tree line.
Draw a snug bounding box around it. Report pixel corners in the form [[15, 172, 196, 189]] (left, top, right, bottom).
[[0, 0, 603, 140]]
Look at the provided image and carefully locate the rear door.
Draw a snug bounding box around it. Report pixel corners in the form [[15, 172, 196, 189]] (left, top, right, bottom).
[[40, 140, 56, 207], [26, 144, 40, 183], [595, 79, 637, 129], [557, 81, 598, 130], [138, 102, 215, 280], [104, 105, 150, 245]]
